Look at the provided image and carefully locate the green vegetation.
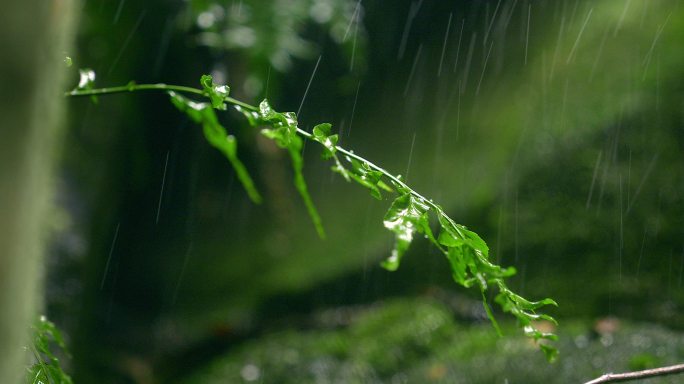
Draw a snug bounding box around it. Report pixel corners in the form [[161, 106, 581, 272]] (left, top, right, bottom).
[[26, 317, 72, 384], [68, 72, 558, 360], [182, 298, 684, 383], [13, 0, 684, 382]]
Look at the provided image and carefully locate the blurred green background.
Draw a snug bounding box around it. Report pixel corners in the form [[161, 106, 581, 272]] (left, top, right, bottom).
[[50, 0, 684, 382]]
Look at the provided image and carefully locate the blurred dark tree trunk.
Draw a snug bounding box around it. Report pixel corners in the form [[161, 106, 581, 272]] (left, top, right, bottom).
[[0, 0, 78, 382]]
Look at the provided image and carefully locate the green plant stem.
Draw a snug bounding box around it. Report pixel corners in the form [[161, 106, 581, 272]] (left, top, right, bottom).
[[68, 81, 557, 360], [67, 84, 457, 233], [65, 84, 256, 111]]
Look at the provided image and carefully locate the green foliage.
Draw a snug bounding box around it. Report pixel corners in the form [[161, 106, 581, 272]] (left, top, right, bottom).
[[236, 99, 325, 238], [26, 316, 72, 384], [381, 193, 433, 271], [169, 87, 262, 204], [187, 0, 365, 75], [181, 300, 684, 384], [312, 123, 349, 182], [67, 72, 559, 360], [199, 74, 230, 110]]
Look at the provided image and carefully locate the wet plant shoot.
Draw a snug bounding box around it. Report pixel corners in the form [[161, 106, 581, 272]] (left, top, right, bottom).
[[66, 71, 559, 361]]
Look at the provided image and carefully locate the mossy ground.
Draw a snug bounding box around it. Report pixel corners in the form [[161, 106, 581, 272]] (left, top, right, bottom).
[[180, 297, 684, 383]]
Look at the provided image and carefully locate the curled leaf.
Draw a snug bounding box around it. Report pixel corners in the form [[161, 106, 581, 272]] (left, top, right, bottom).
[[200, 74, 230, 110]]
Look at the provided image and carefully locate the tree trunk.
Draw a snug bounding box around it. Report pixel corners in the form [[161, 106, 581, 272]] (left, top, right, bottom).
[[0, 0, 78, 382]]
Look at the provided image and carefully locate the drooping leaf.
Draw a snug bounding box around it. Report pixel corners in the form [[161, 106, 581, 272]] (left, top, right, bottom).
[[244, 99, 325, 238], [168, 91, 262, 203], [482, 291, 503, 337], [540, 343, 559, 363], [289, 144, 326, 238], [381, 193, 430, 270], [343, 156, 392, 199]]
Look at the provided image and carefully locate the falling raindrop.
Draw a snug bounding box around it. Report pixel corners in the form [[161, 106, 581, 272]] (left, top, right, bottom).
[[524, 3, 531, 65], [613, 0, 632, 37], [566, 7, 593, 64], [483, 0, 501, 47], [642, 12, 671, 80], [106, 11, 146, 76], [475, 40, 494, 95], [100, 222, 120, 289], [460, 32, 477, 92], [156, 150, 170, 224], [297, 55, 322, 118], [626, 152, 659, 214], [348, 82, 361, 137], [397, 0, 424, 60], [404, 132, 417, 182], [342, 0, 362, 42], [637, 229, 648, 278], [586, 151, 603, 209], [172, 243, 193, 305], [403, 44, 423, 96], [452, 18, 465, 73], [113, 0, 126, 24], [437, 13, 453, 77]]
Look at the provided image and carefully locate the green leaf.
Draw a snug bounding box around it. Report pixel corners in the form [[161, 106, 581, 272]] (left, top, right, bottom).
[[343, 157, 389, 199], [381, 194, 430, 270], [289, 144, 326, 238], [169, 91, 262, 204], [540, 343, 559, 363], [312, 123, 338, 156], [200, 74, 230, 110], [312, 123, 350, 182], [28, 316, 73, 384], [234, 105, 264, 127], [248, 99, 325, 238], [482, 291, 503, 337]]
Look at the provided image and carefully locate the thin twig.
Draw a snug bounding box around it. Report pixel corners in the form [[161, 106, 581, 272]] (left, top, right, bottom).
[[584, 363, 684, 384]]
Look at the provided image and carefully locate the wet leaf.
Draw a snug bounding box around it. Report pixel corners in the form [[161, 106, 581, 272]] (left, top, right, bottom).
[[200, 74, 230, 110], [343, 157, 390, 199], [381, 194, 430, 271], [312, 123, 350, 181], [247, 99, 325, 238], [27, 316, 73, 384], [540, 344, 559, 363], [169, 91, 262, 203]]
